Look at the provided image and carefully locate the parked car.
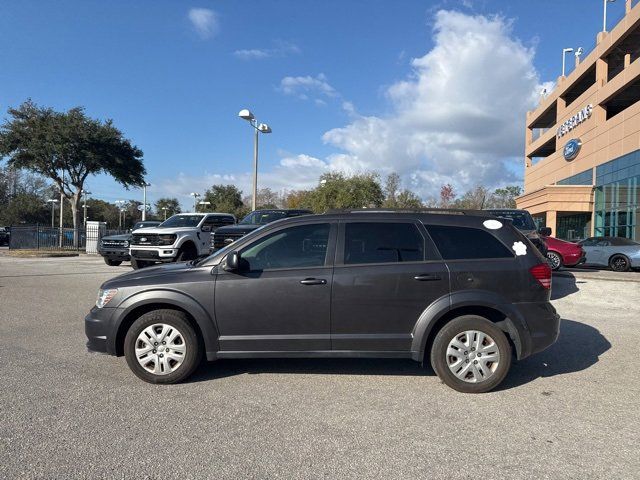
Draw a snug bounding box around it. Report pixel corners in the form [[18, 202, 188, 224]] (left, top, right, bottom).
[[0, 227, 10, 246], [210, 209, 312, 252], [485, 209, 548, 256], [86, 209, 559, 393], [129, 213, 236, 269], [578, 236, 640, 272], [542, 236, 586, 271], [98, 221, 161, 266]]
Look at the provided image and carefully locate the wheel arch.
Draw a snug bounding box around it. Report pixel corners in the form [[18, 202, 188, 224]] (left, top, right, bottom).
[[411, 291, 528, 363], [111, 291, 219, 357]]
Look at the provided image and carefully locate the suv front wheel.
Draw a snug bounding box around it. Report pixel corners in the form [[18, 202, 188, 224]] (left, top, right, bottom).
[[124, 309, 202, 384], [431, 315, 512, 393]]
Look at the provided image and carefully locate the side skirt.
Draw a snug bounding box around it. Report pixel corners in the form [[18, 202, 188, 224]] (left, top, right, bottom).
[[208, 350, 415, 361]]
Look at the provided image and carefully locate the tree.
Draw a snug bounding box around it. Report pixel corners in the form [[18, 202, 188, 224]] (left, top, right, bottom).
[[203, 184, 245, 217], [439, 184, 456, 207], [396, 190, 423, 209], [489, 185, 522, 209], [283, 189, 314, 209], [253, 187, 282, 209], [383, 173, 401, 207], [84, 198, 121, 227], [454, 185, 490, 210], [155, 197, 181, 220], [0, 100, 146, 243], [310, 172, 384, 212]]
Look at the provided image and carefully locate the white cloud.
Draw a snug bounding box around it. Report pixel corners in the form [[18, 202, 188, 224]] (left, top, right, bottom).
[[279, 73, 338, 102], [315, 10, 547, 196], [234, 41, 301, 60], [188, 8, 218, 39]]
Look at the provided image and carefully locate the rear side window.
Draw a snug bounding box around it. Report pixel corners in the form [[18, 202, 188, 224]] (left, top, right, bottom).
[[204, 215, 235, 228], [426, 225, 513, 260], [344, 222, 424, 264]]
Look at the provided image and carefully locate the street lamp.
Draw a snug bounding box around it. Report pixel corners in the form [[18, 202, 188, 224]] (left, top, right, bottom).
[[115, 200, 126, 229], [161, 207, 169, 220], [198, 200, 211, 212], [141, 182, 151, 221], [190, 192, 201, 212], [562, 48, 574, 77], [238, 108, 272, 211], [46, 199, 59, 228], [603, 0, 616, 32]]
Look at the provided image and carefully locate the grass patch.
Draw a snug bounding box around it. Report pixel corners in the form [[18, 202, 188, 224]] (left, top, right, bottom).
[[6, 249, 80, 258]]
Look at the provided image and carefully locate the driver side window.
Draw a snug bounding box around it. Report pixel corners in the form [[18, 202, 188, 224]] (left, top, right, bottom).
[[240, 223, 330, 271]]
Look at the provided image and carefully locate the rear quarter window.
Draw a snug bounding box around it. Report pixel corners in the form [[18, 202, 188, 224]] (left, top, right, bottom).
[[426, 225, 514, 260]]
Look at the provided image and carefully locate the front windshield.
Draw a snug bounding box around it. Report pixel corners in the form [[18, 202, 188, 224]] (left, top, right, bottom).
[[239, 211, 287, 225], [158, 215, 203, 228], [486, 210, 536, 231]]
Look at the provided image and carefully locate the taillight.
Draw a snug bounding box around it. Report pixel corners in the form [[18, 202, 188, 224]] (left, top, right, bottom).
[[530, 263, 552, 289]]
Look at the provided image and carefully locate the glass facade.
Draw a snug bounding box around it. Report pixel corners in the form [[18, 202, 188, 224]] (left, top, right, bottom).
[[594, 150, 640, 240]]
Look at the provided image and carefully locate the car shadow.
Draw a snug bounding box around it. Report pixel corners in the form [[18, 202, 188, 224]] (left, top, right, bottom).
[[497, 318, 610, 391], [188, 318, 609, 390], [551, 272, 583, 300]]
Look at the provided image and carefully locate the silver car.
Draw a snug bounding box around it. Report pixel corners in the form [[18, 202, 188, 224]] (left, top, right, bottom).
[[578, 237, 640, 272]]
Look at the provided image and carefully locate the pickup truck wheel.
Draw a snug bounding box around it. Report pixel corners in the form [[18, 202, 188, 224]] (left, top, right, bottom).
[[124, 309, 202, 384], [176, 244, 197, 262], [430, 315, 511, 394], [103, 258, 122, 267], [131, 258, 150, 270]]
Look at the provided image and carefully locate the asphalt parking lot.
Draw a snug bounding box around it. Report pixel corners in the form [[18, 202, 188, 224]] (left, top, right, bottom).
[[1, 255, 639, 479]]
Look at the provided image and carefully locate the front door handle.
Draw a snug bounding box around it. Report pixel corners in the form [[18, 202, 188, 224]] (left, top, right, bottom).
[[300, 278, 327, 285], [414, 274, 442, 281]]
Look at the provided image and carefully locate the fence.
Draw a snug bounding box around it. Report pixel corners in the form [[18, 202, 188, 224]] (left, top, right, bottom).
[[8, 225, 128, 251]]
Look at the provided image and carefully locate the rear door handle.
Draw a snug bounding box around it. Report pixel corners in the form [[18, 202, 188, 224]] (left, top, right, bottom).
[[414, 274, 442, 281], [300, 278, 327, 285]]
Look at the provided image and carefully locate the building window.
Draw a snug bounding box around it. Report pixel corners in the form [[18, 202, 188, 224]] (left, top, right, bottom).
[[556, 169, 593, 186]]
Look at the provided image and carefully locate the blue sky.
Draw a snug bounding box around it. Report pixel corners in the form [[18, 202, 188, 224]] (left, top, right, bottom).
[[0, 0, 630, 209]]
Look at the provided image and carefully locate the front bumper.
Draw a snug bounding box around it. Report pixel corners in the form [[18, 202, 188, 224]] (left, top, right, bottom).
[[98, 248, 130, 261], [85, 306, 118, 354], [130, 247, 177, 262]]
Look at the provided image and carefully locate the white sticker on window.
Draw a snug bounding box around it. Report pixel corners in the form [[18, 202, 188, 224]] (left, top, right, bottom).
[[483, 219, 502, 230], [512, 241, 527, 256]]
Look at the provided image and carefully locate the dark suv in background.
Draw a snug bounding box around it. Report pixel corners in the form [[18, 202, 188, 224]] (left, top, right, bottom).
[[98, 221, 161, 266], [211, 209, 312, 252], [485, 209, 549, 256], [86, 209, 559, 393]]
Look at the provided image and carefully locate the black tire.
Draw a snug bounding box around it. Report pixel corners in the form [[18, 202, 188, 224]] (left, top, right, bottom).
[[176, 243, 198, 263], [124, 309, 202, 384], [103, 258, 122, 267], [609, 254, 630, 272], [430, 315, 512, 393], [131, 258, 150, 270], [546, 251, 563, 271]]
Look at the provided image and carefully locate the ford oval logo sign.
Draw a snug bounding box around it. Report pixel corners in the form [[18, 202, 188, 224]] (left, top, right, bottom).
[[563, 138, 582, 161], [140, 237, 147, 242]]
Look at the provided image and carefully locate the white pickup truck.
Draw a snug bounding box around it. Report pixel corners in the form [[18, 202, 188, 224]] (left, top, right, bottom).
[[129, 213, 235, 269]]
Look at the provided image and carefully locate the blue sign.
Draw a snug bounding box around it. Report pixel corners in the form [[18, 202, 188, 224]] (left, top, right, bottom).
[[563, 138, 582, 161]]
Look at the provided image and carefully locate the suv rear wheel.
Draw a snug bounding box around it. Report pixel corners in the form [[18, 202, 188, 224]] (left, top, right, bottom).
[[431, 315, 512, 393], [124, 309, 202, 384]]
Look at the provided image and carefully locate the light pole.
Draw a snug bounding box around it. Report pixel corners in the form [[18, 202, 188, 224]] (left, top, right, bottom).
[[198, 201, 211, 212], [115, 200, 126, 229], [162, 207, 169, 220], [190, 192, 200, 212], [238, 109, 272, 211], [142, 183, 150, 221], [562, 48, 574, 76], [82, 190, 91, 226], [603, 0, 616, 32], [59, 169, 65, 247], [46, 199, 59, 228]]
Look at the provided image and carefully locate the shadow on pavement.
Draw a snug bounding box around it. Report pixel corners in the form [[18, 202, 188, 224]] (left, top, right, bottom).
[[551, 272, 583, 300], [498, 318, 610, 391], [189, 318, 610, 390]]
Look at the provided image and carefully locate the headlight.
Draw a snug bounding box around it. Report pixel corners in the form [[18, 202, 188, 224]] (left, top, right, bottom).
[[96, 288, 118, 308], [158, 234, 177, 246]]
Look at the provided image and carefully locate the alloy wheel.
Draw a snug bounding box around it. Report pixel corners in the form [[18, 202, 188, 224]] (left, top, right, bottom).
[[446, 330, 501, 383], [611, 256, 629, 272], [546, 251, 561, 270], [135, 323, 187, 375]]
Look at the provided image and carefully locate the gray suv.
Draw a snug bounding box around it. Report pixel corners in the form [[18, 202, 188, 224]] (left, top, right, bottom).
[[85, 210, 559, 393]]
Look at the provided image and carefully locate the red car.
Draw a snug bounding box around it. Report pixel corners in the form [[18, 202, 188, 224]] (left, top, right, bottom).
[[542, 236, 586, 270]]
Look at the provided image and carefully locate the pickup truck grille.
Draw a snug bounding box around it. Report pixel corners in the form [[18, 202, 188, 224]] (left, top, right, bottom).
[[101, 239, 129, 248], [131, 233, 161, 246], [212, 232, 246, 249]]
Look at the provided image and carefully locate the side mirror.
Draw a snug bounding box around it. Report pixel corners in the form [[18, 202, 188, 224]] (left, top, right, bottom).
[[224, 251, 240, 271], [538, 227, 552, 237], [201, 225, 212, 232]]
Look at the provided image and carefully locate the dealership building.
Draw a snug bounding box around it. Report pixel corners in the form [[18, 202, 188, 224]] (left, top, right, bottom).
[[517, 0, 640, 240]]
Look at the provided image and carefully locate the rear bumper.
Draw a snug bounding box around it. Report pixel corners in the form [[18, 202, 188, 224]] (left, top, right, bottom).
[[514, 301, 561, 358], [562, 251, 586, 267]]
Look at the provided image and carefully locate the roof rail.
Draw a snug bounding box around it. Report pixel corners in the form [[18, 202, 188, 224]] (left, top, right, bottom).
[[324, 208, 488, 216]]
